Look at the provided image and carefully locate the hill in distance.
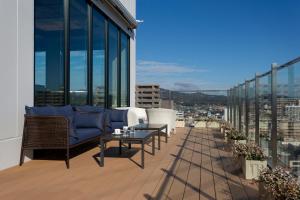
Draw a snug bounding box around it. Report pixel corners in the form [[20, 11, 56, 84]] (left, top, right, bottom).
[[160, 88, 227, 106]]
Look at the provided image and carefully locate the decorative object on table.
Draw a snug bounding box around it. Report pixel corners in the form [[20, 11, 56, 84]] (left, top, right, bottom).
[[258, 167, 300, 200], [123, 126, 128, 133], [233, 143, 267, 180], [130, 126, 135, 133], [114, 129, 121, 135]]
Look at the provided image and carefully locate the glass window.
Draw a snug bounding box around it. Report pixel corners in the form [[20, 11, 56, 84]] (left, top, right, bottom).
[[69, 0, 88, 105], [120, 32, 129, 106], [92, 10, 106, 106], [34, 0, 65, 106], [108, 22, 119, 108]]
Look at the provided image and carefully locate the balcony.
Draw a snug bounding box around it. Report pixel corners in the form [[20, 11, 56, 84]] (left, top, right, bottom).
[[0, 127, 258, 199]]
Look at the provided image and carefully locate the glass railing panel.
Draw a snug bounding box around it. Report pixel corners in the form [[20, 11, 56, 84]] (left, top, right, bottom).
[[240, 85, 246, 135], [277, 61, 300, 176], [258, 74, 272, 162], [248, 80, 256, 141]]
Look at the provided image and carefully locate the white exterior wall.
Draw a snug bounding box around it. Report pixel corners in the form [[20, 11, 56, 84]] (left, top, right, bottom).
[[0, 0, 34, 170], [0, 0, 136, 171]]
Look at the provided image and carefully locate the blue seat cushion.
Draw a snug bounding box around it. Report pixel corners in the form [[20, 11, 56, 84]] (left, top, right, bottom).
[[74, 111, 104, 130], [70, 128, 102, 145], [73, 105, 105, 113]]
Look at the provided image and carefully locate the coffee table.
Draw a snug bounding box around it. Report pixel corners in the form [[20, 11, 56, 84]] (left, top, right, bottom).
[[131, 124, 168, 150], [99, 130, 155, 169]]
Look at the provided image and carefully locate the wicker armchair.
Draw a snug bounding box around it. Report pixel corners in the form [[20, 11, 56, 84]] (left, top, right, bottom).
[[20, 115, 101, 169]]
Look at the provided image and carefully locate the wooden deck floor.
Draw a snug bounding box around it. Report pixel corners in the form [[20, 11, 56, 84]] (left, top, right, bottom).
[[0, 128, 258, 200]]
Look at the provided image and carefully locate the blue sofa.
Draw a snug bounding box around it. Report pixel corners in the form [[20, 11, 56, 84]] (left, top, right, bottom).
[[20, 105, 128, 168]]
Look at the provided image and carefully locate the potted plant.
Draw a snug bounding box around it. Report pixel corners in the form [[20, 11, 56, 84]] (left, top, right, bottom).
[[227, 129, 247, 145], [258, 167, 300, 200], [232, 143, 248, 167], [241, 143, 267, 180]]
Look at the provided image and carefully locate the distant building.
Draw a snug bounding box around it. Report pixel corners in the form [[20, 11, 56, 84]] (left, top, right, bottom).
[[286, 105, 300, 121], [136, 85, 160, 108], [176, 111, 184, 120], [161, 99, 174, 109]]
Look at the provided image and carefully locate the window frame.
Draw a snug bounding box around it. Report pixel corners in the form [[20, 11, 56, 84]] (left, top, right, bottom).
[[34, 0, 131, 107]]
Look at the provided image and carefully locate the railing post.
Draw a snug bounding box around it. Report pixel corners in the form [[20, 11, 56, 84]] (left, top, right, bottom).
[[245, 81, 249, 138], [233, 86, 237, 129], [226, 90, 230, 122], [229, 88, 233, 125], [271, 63, 278, 167], [238, 84, 242, 133], [255, 73, 260, 144]]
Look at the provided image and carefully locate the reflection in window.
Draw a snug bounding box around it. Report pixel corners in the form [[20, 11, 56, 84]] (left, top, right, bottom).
[[108, 23, 118, 108], [69, 0, 88, 105], [120, 33, 129, 106], [34, 0, 65, 106], [92, 10, 105, 106]]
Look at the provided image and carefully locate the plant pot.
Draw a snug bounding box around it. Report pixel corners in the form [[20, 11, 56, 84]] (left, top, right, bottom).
[[221, 127, 224, 134], [258, 182, 274, 200], [242, 158, 267, 180], [224, 133, 228, 142]]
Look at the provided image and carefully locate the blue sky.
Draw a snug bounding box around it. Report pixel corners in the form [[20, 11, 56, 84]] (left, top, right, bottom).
[[136, 0, 300, 91]]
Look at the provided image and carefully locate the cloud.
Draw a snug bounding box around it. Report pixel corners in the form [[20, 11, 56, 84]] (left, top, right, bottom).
[[137, 60, 208, 74], [173, 82, 200, 91], [136, 59, 230, 91]]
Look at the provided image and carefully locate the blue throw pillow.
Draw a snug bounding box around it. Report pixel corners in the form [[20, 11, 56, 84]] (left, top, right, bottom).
[[74, 111, 105, 131], [105, 109, 128, 133], [108, 109, 128, 123]]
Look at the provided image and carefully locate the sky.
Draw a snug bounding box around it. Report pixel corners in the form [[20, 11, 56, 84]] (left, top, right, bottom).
[[136, 0, 300, 91]]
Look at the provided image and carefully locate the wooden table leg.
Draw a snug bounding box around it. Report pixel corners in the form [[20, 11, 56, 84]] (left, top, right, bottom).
[[157, 129, 161, 150], [152, 134, 155, 155], [100, 138, 104, 167], [119, 140, 122, 155], [165, 126, 168, 143]]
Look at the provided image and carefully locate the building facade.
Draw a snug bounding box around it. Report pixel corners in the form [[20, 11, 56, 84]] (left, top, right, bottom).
[[0, 0, 137, 170], [136, 85, 160, 108]]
